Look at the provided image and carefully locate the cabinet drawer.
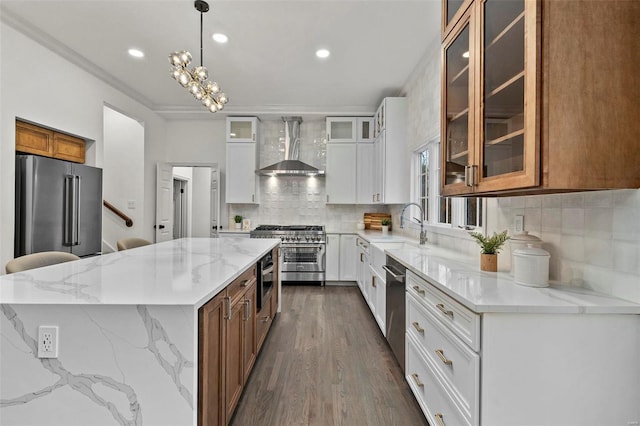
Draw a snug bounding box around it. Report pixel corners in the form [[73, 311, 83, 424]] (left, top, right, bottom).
[[407, 294, 479, 422], [406, 335, 471, 426], [256, 292, 273, 351], [407, 270, 480, 351], [227, 265, 256, 303]]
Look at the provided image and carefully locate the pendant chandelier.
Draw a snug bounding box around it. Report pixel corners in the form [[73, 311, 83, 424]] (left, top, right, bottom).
[[169, 0, 228, 113]]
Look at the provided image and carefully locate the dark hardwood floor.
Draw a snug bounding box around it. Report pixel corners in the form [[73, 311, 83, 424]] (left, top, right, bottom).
[[230, 285, 429, 426]]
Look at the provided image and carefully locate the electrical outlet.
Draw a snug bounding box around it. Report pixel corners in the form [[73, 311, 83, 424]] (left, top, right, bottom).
[[38, 326, 59, 358], [514, 215, 524, 233]]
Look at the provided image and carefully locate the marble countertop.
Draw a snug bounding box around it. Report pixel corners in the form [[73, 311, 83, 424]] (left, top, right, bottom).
[[386, 245, 640, 314], [0, 238, 279, 307]]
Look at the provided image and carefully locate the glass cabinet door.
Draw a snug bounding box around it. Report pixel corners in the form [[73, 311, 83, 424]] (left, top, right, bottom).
[[227, 118, 257, 142], [442, 10, 474, 195], [443, 0, 473, 38], [326, 118, 356, 143], [477, 0, 537, 191]]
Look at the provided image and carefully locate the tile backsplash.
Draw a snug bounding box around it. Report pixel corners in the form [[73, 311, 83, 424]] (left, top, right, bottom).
[[494, 189, 640, 303], [228, 119, 388, 232]]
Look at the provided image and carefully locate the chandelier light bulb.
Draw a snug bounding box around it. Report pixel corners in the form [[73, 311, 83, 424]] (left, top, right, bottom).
[[208, 81, 220, 94], [178, 71, 191, 87], [218, 92, 228, 104], [170, 68, 181, 80], [202, 96, 213, 107], [179, 51, 192, 65], [193, 66, 208, 81], [169, 52, 182, 66], [208, 102, 219, 112]]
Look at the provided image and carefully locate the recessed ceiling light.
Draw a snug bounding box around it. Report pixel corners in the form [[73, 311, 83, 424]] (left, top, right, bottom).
[[128, 48, 144, 58], [462, 51, 470, 59], [316, 49, 330, 59], [212, 33, 228, 43]]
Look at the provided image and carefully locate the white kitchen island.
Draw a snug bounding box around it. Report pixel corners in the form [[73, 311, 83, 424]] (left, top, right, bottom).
[[0, 237, 279, 426]]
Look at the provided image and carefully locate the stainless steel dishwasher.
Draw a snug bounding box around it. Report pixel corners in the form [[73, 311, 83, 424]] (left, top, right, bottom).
[[383, 255, 407, 372]]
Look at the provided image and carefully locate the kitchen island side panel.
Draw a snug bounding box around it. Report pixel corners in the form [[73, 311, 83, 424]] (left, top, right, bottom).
[[0, 304, 196, 426]]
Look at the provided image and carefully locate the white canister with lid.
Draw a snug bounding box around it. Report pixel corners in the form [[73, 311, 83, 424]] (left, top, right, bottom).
[[509, 231, 543, 275], [513, 245, 550, 288]]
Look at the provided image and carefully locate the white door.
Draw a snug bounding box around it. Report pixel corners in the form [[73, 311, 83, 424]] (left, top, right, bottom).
[[155, 162, 173, 242], [325, 144, 357, 204], [210, 169, 220, 237]]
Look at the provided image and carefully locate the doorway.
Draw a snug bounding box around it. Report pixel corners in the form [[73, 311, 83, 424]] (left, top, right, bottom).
[[173, 177, 189, 239]]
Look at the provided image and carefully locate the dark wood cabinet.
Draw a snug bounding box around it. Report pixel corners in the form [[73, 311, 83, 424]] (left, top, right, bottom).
[[199, 254, 279, 426]]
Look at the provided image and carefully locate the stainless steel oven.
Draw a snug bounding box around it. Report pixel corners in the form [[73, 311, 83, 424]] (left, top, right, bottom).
[[256, 250, 274, 310], [280, 244, 325, 282], [251, 225, 326, 285]]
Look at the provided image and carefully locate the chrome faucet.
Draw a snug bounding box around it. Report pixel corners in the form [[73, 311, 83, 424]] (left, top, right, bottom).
[[400, 203, 427, 245]]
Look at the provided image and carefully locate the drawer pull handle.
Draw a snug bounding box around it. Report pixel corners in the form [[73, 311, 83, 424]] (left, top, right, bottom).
[[411, 373, 424, 388], [412, 322, 424, 333], [241, 279, 251, 287], [262, 315, 270, 323], [436, 303, 454, 318], [412, 285, 426, 296], [435, 413, 445, 426], [435, 349, 453, 366]]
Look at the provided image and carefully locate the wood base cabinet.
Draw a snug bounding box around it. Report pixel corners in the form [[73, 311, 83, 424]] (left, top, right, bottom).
[[441, 0, 640, 196], [199, 253, 279, 426], [405, 270, 640, 425]]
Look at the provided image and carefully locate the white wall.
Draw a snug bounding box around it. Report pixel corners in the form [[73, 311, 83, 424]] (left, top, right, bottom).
[[103, 106, 145, 252], [0, 22, 167, 268], [164, 120, 227, 226]]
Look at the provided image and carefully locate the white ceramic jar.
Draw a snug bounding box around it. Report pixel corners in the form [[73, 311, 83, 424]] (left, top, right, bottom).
[[509, 232, 543, 275], [513, 245, 550, 287]]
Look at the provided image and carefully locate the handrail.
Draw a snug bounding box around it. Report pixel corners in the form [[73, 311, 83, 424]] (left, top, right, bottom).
[[103, 200, 133, 227]]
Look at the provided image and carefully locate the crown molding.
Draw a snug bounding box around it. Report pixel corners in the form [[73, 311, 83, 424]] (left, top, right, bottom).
[[1, 8, 158, 111]]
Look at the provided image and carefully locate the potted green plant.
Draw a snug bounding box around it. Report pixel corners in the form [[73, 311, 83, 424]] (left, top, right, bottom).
[[234, 215, 243, 229], [469, 230, 509, 272], [381, 218, 391, 235]]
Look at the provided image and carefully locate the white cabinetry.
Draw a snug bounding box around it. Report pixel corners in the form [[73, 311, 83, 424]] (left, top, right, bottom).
[[356, 237, 369, 296], [225, 142, 259, 204], [372, 97, 409, 204], [326, 117, 356, 143], [405, 269, 640, 426], [339, 234, 357, 281], [325, 144, 356, 204], [325, 234, 340, 281], [225, 117, 259, 204], [357, 135, 375, 204], [226, 117, 258, 142], [326, 234, 357, 282], [357, 117, 375, 143]]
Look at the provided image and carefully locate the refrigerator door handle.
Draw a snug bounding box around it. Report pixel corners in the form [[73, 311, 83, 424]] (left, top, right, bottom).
[[64, 175, 74, 246], [74, 175, 81, 246]]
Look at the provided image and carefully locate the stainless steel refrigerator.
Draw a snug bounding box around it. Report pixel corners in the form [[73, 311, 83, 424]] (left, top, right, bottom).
[[15, 155, 103, 257]]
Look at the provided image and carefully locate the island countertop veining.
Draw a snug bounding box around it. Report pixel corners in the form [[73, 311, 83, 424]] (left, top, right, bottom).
[[0, 237, 280, 307]]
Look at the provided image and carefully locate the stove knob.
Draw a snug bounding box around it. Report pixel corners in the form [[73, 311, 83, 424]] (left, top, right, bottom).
[[280, 236, 285, 241]]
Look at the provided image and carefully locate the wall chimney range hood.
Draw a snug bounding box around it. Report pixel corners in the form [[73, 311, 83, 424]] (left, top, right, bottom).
[[258, 117, 325, 177]]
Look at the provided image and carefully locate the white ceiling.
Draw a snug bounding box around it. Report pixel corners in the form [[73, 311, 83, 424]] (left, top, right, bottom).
[[1, 0, 441, 119]]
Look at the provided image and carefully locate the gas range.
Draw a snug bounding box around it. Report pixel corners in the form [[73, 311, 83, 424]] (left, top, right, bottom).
[[250, 225, 326, 244], [251, 225, 326, 284]]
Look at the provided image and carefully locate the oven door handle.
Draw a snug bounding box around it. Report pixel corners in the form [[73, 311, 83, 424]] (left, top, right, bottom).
[[280, 244, 326, 249]]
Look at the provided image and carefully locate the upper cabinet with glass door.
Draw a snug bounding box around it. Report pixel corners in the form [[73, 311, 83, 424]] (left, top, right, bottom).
[[442, 0, 473, 38], [441, 5, 475, 195], [326, 117, 357, 143], [226, 117, 259, 143], [442, 0, 640, 196], [357, 117, 375, 143]]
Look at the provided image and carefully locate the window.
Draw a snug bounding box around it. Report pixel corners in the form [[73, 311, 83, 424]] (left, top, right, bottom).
[[414, 140, 482, 229]]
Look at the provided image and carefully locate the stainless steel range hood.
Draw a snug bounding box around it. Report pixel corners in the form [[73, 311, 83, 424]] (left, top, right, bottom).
[[258, 117, 325, 177]]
